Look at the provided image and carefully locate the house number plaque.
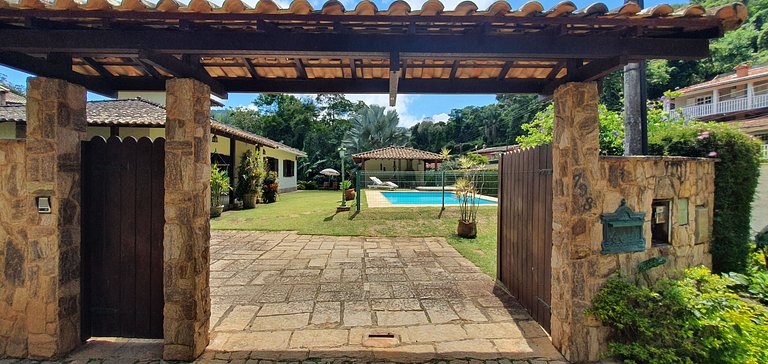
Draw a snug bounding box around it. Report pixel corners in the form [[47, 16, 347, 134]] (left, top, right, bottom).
[[600, 199, 646, 254]]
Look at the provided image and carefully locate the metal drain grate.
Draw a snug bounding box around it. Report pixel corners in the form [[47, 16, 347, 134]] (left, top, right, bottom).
[[362, 332, 399, 348], [366, 333, 396, 339]]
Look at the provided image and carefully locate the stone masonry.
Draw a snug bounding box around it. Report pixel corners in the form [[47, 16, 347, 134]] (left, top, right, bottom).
[[550, 82, 715, 362], [0, 77, 86, 358], [162, 78, 212, 361]]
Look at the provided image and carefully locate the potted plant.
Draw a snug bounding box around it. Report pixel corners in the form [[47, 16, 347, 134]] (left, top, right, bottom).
[[341, 180, 356, 201], [235, 149, 265, 209], [262, 171, 279, 203], [455, 155, 481, 238], [210, 163, 231, 218], [455, 177, 478, 238]]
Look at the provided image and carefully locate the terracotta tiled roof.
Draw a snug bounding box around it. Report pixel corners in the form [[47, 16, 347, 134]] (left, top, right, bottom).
[[352, 146, 446, 161], [0, 1, 747, 94], [0, 85, 26, 105], [0, 97, 306, 156], [0, 0, 745, 26], [726, 116, 768, 135], [677, 64, 768, 94], [0, 104, 24, 122]]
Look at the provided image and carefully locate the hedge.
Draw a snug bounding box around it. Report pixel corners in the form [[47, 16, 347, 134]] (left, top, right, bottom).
[[649, 122, 762, 273]]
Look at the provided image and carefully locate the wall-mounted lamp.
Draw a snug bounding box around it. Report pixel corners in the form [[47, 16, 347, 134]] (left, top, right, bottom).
[[212, 135, 219, 143], [36, 196, 51, 214]]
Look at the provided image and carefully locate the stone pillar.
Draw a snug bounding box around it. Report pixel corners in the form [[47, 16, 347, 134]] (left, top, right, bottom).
[[163, 78, 211, 361], [0, 77, 86, 358], [550, 82, 602, 362]]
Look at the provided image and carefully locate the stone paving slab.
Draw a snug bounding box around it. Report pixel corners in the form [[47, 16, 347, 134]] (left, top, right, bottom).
[[0, 231, 567, 364], [206, 231, 566, 363]]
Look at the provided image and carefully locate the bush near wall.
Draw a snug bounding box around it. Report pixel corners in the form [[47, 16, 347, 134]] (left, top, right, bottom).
[[648, 122, 762, 273], [588, 267, 768, 364]]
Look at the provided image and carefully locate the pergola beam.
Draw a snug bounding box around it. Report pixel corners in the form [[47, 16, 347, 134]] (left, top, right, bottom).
[[540, 56, 627, 95], [0, 29, 711, 61], [138, 50, 228, 98], [240, 57, 260, 79], [50, 76, 547, 94], [0, 51, 116, 97]]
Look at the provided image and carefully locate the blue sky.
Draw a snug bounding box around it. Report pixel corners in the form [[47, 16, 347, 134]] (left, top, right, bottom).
[[0, 0, 676, 126]]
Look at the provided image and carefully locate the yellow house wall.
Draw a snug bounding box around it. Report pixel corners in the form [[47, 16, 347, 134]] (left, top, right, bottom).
[[362, 159, 424, 172], [0, 122, 16, 139]]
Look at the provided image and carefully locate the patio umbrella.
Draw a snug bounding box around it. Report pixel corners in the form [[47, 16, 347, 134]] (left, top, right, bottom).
[[319, 168, 339, 176]]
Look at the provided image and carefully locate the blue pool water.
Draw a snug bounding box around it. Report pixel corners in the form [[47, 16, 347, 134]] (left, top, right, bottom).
[[381, 191, 496, 205]]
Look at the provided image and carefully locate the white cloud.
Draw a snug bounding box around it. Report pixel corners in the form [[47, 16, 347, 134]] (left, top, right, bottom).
[[343, 94, 422, 128], [431, 113, 450, 122]]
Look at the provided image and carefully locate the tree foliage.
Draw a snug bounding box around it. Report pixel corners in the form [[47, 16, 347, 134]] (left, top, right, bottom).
[[341, 104, 410, 155], [588, 267, 768, 364]]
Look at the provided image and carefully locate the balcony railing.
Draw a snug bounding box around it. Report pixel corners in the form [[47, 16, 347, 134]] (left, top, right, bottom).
[[670, 92, 768, 120]]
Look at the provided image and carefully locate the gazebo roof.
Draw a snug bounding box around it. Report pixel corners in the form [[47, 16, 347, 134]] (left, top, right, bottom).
[[352, 146, 447, 162], [0, 1, 747, 100]]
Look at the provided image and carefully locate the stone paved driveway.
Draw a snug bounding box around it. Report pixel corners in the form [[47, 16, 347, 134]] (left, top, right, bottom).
[[206, 231, 565, 363]]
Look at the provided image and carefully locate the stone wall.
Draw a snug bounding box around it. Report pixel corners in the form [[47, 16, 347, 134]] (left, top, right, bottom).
[[551, 82, 715, 362], [0, 78, 86, 358], [162, 79, 212, 361], [0, 139, 31, 357]]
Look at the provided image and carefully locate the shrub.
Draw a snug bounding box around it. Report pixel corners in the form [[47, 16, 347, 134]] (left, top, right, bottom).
[[297, 180, 318, 190], [235, 149, 266, 201], [262, 171, 279, 203], [210, 163, 231, 207], [588, 267, 768, 364], [649, 122, 762, 273]]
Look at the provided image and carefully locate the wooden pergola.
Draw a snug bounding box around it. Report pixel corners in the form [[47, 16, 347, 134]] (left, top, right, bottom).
[[0, 0, 747, 103], [0, 0, 746, 362]]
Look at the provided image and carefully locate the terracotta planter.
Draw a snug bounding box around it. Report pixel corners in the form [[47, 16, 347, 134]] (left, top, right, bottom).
[[210, 205, 224, 218], [345, 189, 356, 201], [242, 193, 257, 209], [457, 220, 477, 238]]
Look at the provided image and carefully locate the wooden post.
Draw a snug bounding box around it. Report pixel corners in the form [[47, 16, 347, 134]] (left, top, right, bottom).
[[228, 136, 236, 204]]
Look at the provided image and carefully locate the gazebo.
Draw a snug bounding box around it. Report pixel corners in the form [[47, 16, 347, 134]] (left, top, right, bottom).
[[0, 0, 746, 362]]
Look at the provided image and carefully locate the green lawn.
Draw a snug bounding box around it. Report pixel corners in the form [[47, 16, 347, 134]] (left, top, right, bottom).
[[211, 190, 498, 278]]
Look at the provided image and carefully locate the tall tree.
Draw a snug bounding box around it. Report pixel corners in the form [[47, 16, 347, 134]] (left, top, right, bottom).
[[342, 105, 410, 154]]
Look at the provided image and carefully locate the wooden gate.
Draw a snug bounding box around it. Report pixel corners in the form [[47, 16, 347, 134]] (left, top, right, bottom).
[[497, 144, 553, 332], [81, 136, 165, 339]]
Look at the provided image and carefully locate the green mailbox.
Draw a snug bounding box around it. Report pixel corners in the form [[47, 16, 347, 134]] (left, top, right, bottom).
[[601, 199, 646, 254]]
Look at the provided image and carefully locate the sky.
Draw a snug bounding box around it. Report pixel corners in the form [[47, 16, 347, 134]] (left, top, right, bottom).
[[0, 0, 676, 127]]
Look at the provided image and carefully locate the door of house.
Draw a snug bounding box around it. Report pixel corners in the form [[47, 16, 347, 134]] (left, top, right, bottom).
[[497, 144, 553, 332], [81, 136, 165, 339]]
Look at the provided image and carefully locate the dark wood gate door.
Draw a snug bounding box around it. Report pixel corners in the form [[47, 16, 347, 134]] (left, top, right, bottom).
[[497, 144, 553, 332], [81, 136, 165, 339]]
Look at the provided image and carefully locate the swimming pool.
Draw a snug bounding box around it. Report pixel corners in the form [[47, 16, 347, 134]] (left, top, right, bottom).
[[381, 191, 497, 205]]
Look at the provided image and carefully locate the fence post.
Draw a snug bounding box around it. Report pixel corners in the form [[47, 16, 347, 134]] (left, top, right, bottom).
[[441, 170, 445, 210], [356, 171, 361, 212]]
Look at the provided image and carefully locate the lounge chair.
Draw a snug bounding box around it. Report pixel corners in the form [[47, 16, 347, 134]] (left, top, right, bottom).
[[368, 176, 398, 190]]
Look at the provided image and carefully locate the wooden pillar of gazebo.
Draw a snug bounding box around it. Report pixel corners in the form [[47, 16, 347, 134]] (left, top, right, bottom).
[[162, 78, 211, 361]]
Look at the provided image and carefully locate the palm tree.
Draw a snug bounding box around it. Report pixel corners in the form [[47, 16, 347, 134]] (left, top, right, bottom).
[[342, 105, 410, 154]]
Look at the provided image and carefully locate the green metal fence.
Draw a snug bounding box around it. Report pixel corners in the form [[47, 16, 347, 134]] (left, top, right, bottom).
[[354, 170, 499, 211]]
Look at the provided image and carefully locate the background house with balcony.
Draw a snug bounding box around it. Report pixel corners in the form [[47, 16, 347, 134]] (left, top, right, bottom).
[[666, 64, 768, 159]]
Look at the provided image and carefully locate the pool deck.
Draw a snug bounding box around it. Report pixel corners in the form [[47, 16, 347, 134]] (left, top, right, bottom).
[[365, 190, 498, 208]]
